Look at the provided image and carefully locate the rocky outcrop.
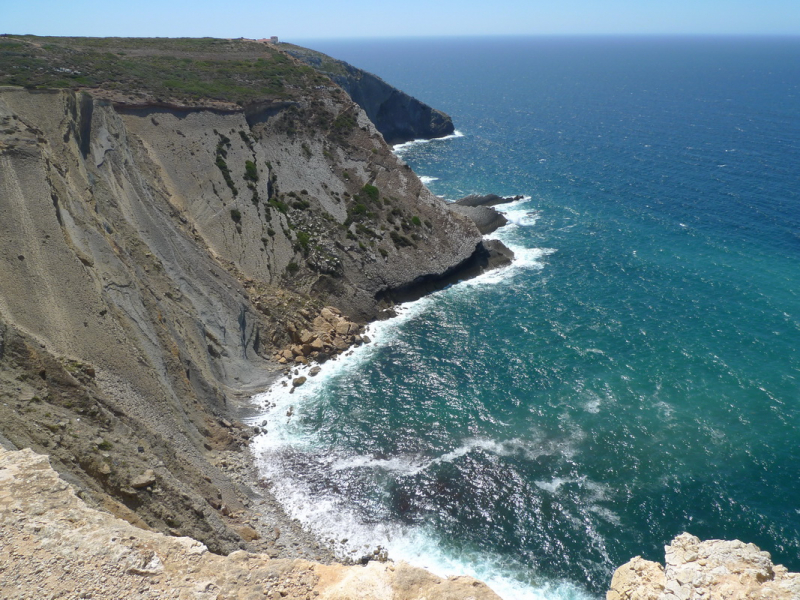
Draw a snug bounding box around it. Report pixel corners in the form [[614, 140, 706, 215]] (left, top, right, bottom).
[[454, 194, 525, 208], [447, 194, 525, 234], [376, 239, 514, 305], [284, 44, 455, 145], [0, 447, 503, 600], [448, 205, 508, 235], [608, 533, 800, 600]]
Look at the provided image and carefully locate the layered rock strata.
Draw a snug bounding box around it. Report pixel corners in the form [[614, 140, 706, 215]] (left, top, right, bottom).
[[608, 533, 800, 600], [0, 68, 488, 556], [0, 447, 502, 600]]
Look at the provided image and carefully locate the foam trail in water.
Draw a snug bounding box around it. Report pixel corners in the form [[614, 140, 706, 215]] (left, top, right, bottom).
[[250, 431, 593, 600], [329, 436, 576, 477], [393, 130, 465, 153], [419, 175, 440, 184]]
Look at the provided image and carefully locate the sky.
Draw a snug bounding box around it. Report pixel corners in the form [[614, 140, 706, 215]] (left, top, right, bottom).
[[4, 0, 800, 39]]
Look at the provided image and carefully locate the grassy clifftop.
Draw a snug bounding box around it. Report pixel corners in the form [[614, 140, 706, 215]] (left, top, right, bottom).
[[0, 36, 326, 105]]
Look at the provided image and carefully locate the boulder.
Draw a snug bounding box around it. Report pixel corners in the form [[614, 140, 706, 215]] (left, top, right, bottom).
[[313, 316, 333, 333], [130, 469, 156, 489], [320, 308, 337, 324]]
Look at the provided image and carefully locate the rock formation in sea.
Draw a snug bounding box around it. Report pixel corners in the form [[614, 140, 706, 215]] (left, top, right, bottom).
[[607, 533, 800, 600], [447, 194, 525, 235], [283, 44, 456, 145]]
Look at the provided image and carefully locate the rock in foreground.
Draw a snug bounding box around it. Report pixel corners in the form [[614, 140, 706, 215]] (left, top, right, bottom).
[[0, 447, 502, 600], [608, 532, 800, 600]]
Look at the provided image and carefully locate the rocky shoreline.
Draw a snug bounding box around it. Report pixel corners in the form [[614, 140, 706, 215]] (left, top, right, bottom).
[[0, 447, 503, 600], [447, 193, 525, 234]]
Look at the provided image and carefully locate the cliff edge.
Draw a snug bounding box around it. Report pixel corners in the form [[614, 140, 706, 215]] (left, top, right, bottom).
[[283, 44, 455, 145], [0, 447, 502, 600], [608, 533, 800, 600]]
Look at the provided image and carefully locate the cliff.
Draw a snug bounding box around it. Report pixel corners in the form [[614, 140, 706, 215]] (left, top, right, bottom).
[[0, 447, 502, 600], [0, 35, 505, 568], [608, 533, 800, 600], [283, 44, 456, 145]]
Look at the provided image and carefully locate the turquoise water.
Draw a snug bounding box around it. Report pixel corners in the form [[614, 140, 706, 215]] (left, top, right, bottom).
[[252, 37, 800, 598]]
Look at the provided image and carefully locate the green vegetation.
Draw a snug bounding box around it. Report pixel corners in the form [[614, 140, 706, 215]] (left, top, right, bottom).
[[239, 130, 254, 150], [411, 215, 422, 226], [244, 160, 258, 182], [215, 134, 237, 196], [230, 208, 241, 222], [361, 184, 380, 203], [295, 230, 311, 254], [269, 199, 288, 214], [291, 198, 311, 210], [390, 231, 415, 248], [351, 203, 368, 217], [356, 223, 379, 239], [0, 36, 318, 104], [332, 112, 357, 134]]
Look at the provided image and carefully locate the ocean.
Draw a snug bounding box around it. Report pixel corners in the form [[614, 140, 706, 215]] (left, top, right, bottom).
[[250, 36, 800, 598]]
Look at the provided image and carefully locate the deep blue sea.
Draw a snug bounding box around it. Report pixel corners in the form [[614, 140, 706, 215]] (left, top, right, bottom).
[[252, 37, 800, 598]]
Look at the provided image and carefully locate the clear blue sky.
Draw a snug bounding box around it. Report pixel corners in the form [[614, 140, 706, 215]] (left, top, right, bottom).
[[4, 0, 800, 39]]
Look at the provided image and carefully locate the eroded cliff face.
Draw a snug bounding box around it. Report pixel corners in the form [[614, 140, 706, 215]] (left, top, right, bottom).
[[0, 447, 502, 600], [0, 81, 483, 558]]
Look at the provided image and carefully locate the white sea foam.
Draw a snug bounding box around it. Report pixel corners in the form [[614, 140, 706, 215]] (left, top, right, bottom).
[[250, 430, 593, 600], [247, 191, 583, 599], [392, 130, 465, 153], [250, 297, 434, 439], [491, 195, 542, 228], [419, 175, 440, 184]]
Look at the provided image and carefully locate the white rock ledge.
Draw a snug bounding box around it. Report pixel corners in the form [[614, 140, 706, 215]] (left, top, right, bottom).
[[608, 532, 800, 600]]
